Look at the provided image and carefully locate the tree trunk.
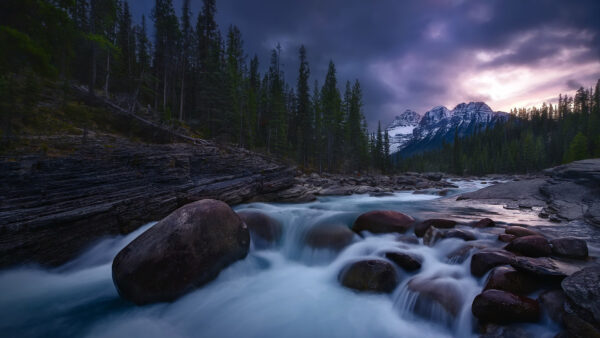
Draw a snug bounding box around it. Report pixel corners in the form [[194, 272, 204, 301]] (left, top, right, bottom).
[[104, 52, 110, 97]]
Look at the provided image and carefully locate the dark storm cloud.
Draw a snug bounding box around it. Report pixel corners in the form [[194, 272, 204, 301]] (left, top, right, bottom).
[[130, 0, 600, 128]]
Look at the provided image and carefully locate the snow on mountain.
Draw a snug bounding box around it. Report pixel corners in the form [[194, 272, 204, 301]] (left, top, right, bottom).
[[385, 109, 422, 152], [385, 102, 510, 156]]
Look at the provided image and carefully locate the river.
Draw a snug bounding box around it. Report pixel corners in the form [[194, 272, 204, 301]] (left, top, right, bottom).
[[0, 181, 564, 337]]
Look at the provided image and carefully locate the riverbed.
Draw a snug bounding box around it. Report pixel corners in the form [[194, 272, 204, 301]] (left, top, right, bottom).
[[0, 181, 576, 337]]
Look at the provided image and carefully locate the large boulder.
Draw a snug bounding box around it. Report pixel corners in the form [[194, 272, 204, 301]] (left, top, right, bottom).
[[237, 210, 282, 248], [305, 224, 355, 251], [414, 219, 457, 237], [352, 210, 414, 234], [505, 235, 551, 257], [112, 199, 250, 305], [384, 251, 423, 271], [484, 266, 538, 295], [472, 289, 540, 323], [338, 259, 398, 293], [473, 218, 496, 228], [505, 226, 541, 238], [550, 237, 588, 259], [561, 266, 600, 324], [511, 256, 579, 278], [471, 250, 516, 277]]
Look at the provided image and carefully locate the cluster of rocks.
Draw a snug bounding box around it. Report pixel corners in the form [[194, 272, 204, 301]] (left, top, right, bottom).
[[254, 171, 457, 203], [458, 158, 600, 226], [111, 198, 599, 336]]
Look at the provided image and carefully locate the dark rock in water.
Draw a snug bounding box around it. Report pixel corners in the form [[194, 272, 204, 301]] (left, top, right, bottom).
[[484, 266, 538, 295], [338, 259, 398, 293], [479, 323, 535, 338], [561, 313, 600, 338], [305, 224, 355, 251], [538, 289, 566, 324], [424, 227, 476, 246], [407, 275, 464, 318], [423, 226, 443, 246], [385, 251, 423, 271], [396, 234, 419, 244], [352, 210, 414, 234], [499, 234, 516, 243], [471, 250, 516, 277], [550, 237, 589, 259], [505, 226, 541, 238], [505, 235, 551, 257], [473, 218, 496, 228], [414, 219, 457, 237], [561, 266, 600, 324], [511, 256, 579, 277], [447, 245, 482, 264], [472, 289, 540, 323], [237, 210, 282, 248], [112, 199, 250, 305]]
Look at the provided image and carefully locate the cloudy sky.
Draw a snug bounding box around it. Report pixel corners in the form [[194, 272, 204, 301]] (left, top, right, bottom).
[[131, 0, 600, 127]]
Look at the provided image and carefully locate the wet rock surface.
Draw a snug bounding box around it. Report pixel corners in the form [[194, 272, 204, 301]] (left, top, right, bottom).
[[384, 251, 423, 271], [414, 219, 457, 237], [112, 199, 250, 305], [484, 266, 538, 295], [352, 210, 415, 234], [550, 237, 589, 259], [458, 159, 600, 227], [472, 289, 540, 323], [338, 259, 399, 293], [505, 235, 552, 257], [305, 224, 355, 251], [561, 266, 600, 324], [237, 211, 283, 248], [471, 250, 516, 277]]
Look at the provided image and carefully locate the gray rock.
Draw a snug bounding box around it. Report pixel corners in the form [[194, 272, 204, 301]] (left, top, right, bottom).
[[338, 259, 398, 293], [550, 237, 589, 259], [505, 235, 552, 257], [561, 266, 600, 324]]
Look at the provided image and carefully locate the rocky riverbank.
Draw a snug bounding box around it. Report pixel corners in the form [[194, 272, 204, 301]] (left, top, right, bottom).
[[458, 158, 600, 227], [0, 134, 455, 268]]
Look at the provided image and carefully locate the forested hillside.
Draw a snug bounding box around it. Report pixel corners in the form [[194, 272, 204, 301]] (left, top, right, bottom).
[[0, 0, 393, 173], [398, 83, 600, 175]]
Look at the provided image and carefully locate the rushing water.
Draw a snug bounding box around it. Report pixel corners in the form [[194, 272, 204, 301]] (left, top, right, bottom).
[[0, 181, 564, 337]]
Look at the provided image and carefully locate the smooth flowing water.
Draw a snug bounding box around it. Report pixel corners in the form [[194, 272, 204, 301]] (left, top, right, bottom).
[[0, 181, 560, 338]]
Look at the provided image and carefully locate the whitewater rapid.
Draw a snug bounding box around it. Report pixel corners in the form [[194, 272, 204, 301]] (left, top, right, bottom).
[[0, 181, 558, 338]]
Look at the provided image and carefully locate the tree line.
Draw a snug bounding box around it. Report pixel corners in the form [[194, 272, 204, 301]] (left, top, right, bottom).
[[1, 0, 395, 173], [399, 81, 600, 175]]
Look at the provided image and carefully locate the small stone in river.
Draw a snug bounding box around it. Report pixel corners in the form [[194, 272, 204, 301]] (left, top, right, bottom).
[[498, 234, 516, 243], [471, 250, 516, 277], [505, 235, 551, 257], [385, 251, 422, 271], [473, 218, 496, 228], [472, 289, 540, 323], [414, 219, 457, 237], [550, 237, 588, 259], [338, 259, 399, 293], [505, 226, 541, 238], [352, 210, 414, 234], [484, 266, 538, 295]]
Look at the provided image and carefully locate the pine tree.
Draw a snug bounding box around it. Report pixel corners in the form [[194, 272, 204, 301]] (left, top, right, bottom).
[[321, 61, 342, 170], [296, 45, 311, 168]]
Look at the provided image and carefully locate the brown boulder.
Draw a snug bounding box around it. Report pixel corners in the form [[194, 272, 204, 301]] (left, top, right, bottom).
[[498, 234, 516, 243], [338, 259, 399, 293], [505, 235, 551, 257], [505, 226, 541, 238], [471, 250, 516, 277], [385, 251, 423, 271], [550, 237, 588, 259], [473, 218, 496, 228], [112, 199, 250, 305], [484, 266, 538, 295], [352, 210, 414, 234], [305, 224, 355, 251], [472, 289, 540, 323], [237, 210, 282, 248], [414, 219, 457, 237]]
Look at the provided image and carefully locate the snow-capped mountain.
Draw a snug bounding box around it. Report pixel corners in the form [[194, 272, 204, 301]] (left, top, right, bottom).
[[385, 102, 509, 157], [386, 109, 421, 152]]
